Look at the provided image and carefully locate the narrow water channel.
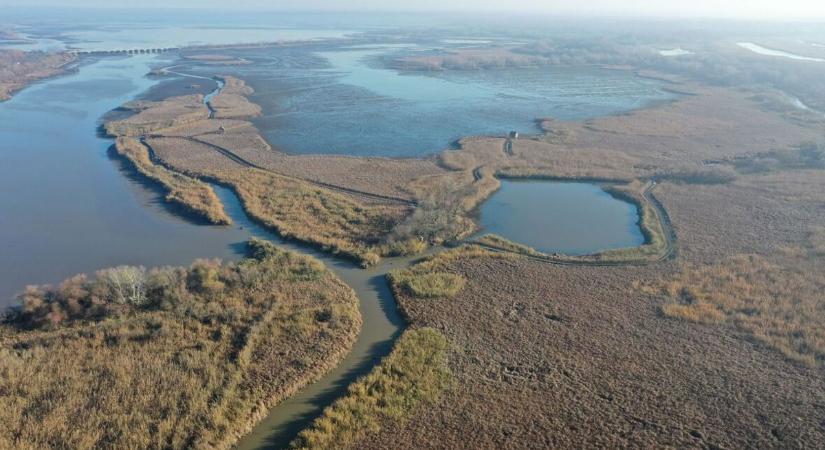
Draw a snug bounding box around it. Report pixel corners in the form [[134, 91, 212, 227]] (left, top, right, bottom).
[[212, 186, 427, 449]]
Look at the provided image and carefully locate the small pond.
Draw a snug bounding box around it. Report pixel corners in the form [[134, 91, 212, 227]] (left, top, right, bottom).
[[478, 180, 645, 255]]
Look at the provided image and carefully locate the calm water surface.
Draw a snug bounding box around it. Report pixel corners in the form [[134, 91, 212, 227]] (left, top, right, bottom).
[[0, 55, 261, 305], [479, 180, 645, 255]]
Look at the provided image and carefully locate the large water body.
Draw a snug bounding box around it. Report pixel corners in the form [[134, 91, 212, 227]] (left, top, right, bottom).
[[0, 41, 665, 302], [211, 45, 675, 157], [0, 55, 261, 305]]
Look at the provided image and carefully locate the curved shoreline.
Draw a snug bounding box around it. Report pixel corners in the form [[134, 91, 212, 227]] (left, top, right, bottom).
[[210, 185, 432, 449]]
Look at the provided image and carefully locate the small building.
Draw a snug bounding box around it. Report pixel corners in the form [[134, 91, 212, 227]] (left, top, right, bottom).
[[509, 131, 519, 139]]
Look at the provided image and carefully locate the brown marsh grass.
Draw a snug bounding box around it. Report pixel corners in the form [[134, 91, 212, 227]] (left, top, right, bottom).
[[645, 244, 825, 366], [114, 137, 231, 225], [0, 240, 361, 450], [290, 328, 450, 450]]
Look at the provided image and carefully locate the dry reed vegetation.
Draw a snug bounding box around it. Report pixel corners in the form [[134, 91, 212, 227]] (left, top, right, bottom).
[[396, 164, 500, 244], [105, 95, 209, 137], [208, 76, 262, 119], [474, 234, 545, 257], [357, 236, 825, 448], [290, 328, 450, 450], [218, 168, 403, 265], [0, 239, 361, 450], [389, 245, 514, 300], [106, 78, 412, 266], [114, 137, 231, 225], [645, 241, 825, 366], [0, 50, 76, 101]]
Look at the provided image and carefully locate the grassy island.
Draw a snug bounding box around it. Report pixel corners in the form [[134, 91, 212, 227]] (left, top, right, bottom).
[[0, 239, 361, 450]]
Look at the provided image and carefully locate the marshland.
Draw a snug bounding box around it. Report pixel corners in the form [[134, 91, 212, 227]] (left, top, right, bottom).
[[2, 6, 825, 450]]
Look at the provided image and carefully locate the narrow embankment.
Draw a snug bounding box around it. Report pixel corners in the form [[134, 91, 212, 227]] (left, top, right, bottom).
[[153, 67, 416, 207]]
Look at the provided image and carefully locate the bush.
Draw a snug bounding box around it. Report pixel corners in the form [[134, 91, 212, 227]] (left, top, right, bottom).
[[403, 272, 467, 298], [0, 239, 361, 450], [96, 266, 148, 306]]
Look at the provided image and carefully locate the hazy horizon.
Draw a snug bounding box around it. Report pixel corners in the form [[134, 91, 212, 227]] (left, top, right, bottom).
[[2, 0, 825, 21]]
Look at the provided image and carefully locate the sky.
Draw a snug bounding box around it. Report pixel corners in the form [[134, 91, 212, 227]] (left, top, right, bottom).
[[3, 0, 825, 20]]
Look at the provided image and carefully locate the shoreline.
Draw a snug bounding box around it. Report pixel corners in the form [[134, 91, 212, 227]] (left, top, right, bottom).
[[0, 50, 79, 102]]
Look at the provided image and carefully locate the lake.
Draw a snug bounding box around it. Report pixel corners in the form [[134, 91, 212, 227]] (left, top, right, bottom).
[[478, 180, 645, 255], [0, 22, 657, 448], [0, 40, 666, 302]]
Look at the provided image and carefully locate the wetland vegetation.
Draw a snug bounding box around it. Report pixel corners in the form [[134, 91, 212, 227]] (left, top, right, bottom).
[[0, 240, 361, 450], [3, 9, 825, 450]]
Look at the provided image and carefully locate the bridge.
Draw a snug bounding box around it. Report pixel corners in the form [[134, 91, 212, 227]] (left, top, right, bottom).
[[66, 47, 179, 56]]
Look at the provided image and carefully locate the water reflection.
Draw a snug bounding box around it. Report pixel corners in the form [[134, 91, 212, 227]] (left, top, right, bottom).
[[479, 180, 645, 255]]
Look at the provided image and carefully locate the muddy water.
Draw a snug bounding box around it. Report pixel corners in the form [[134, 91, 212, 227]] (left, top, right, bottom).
[[213, 186, 431, 449], [479, 180, 645, 255]]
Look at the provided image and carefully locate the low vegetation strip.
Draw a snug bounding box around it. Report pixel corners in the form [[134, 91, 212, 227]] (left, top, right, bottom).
[[644, 245, 825, 366], [218, 169, 403, 266], [290, 328, 451, 450], [114, 137, 231, 225], [0, 239, 361, 450], [105, 76, 414, 266], [389, 245, 515, 302], [105, 94, 209, 137]]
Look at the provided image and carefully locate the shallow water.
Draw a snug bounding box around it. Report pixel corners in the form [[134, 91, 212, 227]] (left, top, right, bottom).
[[63, 27, 355, 52], [214, 185, 418, 450], [205, 45, 675, 157], [479, 180, 645, 255], [737, 42, 825, 62], [0, 58, 409, 448]]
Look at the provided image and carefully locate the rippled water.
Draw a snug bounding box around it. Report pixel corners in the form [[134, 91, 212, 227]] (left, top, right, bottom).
[[196, 45, 676, 157]]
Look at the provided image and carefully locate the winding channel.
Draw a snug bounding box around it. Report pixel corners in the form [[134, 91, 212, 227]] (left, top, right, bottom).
[[214, 184, 427, 449], [163, 72, 431, 448], [184, 74, 676, 447]]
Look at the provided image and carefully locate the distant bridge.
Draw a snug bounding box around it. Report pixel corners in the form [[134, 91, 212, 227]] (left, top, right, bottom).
[[67, 47, 179, 56]]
